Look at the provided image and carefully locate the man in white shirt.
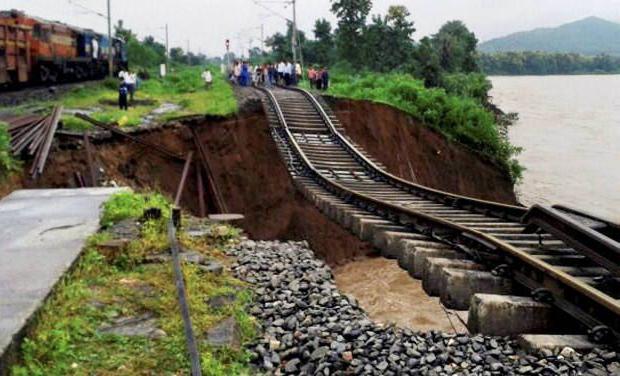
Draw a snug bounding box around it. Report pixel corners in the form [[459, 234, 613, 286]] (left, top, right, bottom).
[[277, 61, 285, 85], [284, 61, 292, 86], [124, 71, 136, 102], [201, 68, 213, 89]]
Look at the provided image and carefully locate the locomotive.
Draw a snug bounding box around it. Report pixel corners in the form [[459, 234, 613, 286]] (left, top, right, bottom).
[[0, 9, 128, 88]]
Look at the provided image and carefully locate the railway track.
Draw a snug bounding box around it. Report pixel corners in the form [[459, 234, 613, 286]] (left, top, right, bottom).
[[258, 86, 620, 344]]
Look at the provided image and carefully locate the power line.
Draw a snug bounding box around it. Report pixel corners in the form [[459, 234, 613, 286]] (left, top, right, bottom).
[[67, 0, 106, 19]]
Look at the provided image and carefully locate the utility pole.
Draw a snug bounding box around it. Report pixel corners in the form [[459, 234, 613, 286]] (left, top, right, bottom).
[[107, 0, 113, 77], [165, 24, 169, 64], [291, 0, 297, 63], [261, 24, 265, 52]]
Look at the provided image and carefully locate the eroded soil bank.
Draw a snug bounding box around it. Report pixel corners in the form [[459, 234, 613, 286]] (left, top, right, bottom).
[[1, 92, 517, 265], [326, 97, 518, 204]]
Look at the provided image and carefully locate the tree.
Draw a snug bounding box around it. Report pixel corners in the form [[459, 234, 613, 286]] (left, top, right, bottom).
[[432, 21, 479, 73], [413, 36, 442, 87], [169, 47, 185, 64], [331, 0, 372, 65], [114, 20, 135, 42], [266, 32, 290, 61], [312, 18, 334, 65], [384, 5, 416, 67]]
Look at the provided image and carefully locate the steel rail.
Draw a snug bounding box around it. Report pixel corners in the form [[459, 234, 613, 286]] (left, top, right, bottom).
[[522, 204, 620, 277], [290, 87, 528, 221], [168, 209, 202, 375], [260, 87, 620, 343]]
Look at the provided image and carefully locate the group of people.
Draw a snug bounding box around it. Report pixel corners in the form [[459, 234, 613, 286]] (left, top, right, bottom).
[[117, 70, 138, 111], [228, 60, 329, 90], [307, 66, 330, 90]]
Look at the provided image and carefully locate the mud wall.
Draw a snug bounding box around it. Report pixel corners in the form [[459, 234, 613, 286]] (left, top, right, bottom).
[[327, 97, 518, 204]]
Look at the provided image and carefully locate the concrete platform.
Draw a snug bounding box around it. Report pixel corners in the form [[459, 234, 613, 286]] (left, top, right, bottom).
[[0, 188, 125, 371]]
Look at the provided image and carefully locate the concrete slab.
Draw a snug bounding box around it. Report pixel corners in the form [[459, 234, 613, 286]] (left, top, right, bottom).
[[439, 268, 513, 310], [468, 294, 558, 336], [422, 258, 485, 296], [517, 334, 597, 353], [0, 188, 125, 370]]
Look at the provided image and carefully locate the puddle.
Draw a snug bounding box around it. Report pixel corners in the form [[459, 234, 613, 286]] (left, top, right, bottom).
[[333, 256, 468, 334]]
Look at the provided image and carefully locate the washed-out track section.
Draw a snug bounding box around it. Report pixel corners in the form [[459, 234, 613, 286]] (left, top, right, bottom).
[[256, 86, 620, 348]]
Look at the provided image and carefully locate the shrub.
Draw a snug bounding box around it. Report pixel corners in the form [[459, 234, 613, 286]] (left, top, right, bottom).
[[101, 191, 171, 227], [328, 72, 523, 182], [0, 122, 18, 178]]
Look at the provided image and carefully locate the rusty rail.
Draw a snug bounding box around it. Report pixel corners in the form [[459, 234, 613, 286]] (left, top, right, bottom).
[[75, 113, 184, 162], [190, 127, 227, 213]]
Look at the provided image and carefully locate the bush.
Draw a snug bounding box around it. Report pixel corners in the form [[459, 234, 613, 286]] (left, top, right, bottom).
[[101, 191, 171, 227], [0, 122, 18, 178], [327, 72, 522, 182], [441, 73, 492, 104]]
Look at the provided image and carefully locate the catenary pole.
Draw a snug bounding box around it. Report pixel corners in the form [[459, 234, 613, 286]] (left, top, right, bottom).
[[291, 0, 297, 63], [107, 0, 113, 77]]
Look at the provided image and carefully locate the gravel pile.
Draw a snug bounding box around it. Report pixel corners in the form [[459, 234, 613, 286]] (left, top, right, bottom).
[[229, 240, 619, 375]]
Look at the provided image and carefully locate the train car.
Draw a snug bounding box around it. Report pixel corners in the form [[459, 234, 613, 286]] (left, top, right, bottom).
[[0, 9, 127, 88]]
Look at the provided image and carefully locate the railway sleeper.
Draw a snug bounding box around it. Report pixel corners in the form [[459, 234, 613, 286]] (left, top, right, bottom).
[[266, 87, 616, 344]]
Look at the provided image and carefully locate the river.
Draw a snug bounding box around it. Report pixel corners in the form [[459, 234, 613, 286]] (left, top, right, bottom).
[[490, 75, 620, 222]]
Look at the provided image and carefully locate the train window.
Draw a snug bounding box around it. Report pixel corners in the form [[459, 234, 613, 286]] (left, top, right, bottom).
[[33, 25, 41, 38]]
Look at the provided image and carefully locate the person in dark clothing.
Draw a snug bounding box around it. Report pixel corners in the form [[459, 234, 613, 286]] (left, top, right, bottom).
[[118, 82, 128, 110], [321, 68, 329, 90]]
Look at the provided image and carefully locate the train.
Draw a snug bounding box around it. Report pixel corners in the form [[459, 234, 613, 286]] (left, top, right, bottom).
[[0, 9, 128, 88]]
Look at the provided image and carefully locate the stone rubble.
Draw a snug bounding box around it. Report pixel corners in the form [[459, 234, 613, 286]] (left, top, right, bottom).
[[228, 240, 620, 375]]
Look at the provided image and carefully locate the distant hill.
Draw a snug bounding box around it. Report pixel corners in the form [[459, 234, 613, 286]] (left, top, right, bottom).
[[479, 17, 620, 55]]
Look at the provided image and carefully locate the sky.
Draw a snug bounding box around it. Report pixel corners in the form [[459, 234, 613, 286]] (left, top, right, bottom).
[[5, 0, 620, 57]]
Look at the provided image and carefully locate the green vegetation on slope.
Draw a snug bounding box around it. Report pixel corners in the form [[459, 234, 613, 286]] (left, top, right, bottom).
[[12, 191, 256, 375], [327, 72, 523, 182], [479, 17, 620, 56]]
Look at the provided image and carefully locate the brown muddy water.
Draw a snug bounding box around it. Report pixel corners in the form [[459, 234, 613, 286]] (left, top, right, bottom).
[[333, 257, 468, 334], [491, 75, 620, 222]]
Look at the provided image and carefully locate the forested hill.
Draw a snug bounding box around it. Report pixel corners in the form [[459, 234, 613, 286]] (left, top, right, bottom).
[[479, 17, 620, 55]]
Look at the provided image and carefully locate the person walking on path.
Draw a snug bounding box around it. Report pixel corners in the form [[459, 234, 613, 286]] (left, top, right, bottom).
[[118, 81, 128, 110], [201, 68, 213, 89]]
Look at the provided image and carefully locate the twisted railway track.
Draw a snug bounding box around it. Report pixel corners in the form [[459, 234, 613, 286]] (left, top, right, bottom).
[[257, 86, 620, 344]]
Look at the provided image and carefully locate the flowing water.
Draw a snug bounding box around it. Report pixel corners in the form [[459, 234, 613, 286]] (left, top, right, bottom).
[[490, 75, 620, 222]]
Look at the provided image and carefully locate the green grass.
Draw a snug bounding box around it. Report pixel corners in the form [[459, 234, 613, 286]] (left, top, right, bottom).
[[9, 66, 238, 131], [326, 72, 523, 182], [0, 122, 19, 179], [12, 191, 256, 375], [100, 191, 171, 228]]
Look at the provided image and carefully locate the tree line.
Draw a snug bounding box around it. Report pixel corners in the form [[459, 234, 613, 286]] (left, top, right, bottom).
[[113, 20, 212, 70], [261, 1, 482, 94], [480, 51, 620, 75]]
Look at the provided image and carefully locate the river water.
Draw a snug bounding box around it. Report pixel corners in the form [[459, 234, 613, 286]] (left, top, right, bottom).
[[490, 75, 620, 222]]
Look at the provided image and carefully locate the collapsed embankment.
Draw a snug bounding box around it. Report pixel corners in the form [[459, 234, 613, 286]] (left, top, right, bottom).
[[326, 97, 518, 204], [1, 91, 517, 264]]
